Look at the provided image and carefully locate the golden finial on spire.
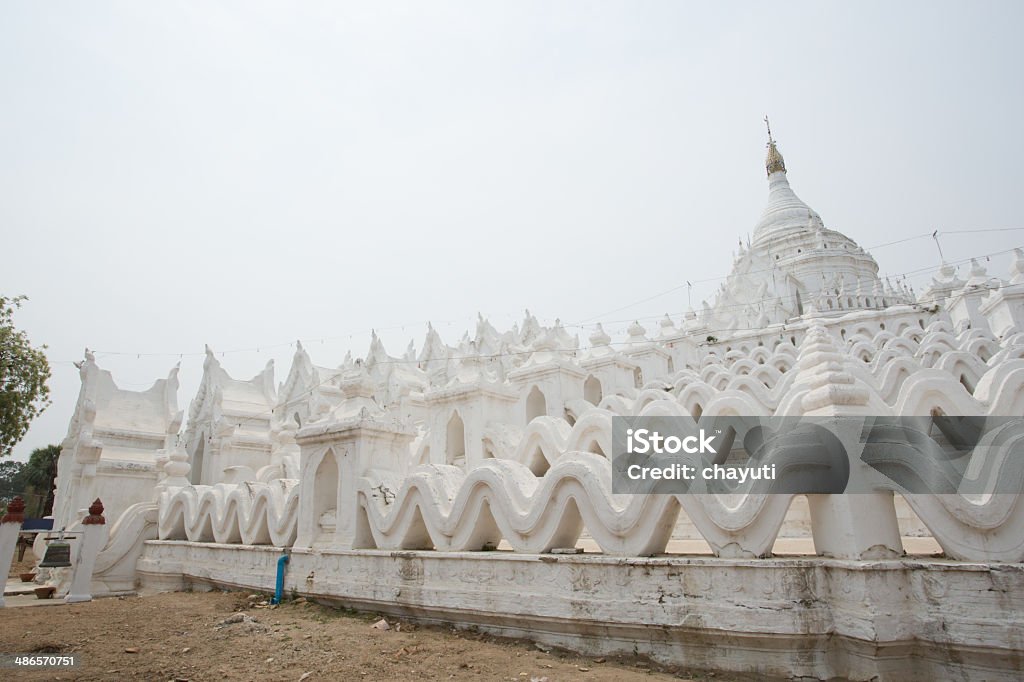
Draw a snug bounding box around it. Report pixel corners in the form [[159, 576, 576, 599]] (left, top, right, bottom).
[[763, 115, 786, 177]]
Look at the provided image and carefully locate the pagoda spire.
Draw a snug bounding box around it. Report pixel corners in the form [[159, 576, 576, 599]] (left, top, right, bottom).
[[764, 116, 787, 177]]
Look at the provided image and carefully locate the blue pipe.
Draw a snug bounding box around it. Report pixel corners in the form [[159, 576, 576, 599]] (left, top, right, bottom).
[[271, 552, 290, 604]]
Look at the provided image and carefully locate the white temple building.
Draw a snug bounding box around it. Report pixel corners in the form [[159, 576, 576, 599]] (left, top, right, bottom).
[[34, 131, 1024, 681]]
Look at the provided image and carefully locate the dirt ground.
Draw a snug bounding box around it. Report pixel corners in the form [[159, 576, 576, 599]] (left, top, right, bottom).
[[0, 589, 734, 682], [10, 555, 37, 578]]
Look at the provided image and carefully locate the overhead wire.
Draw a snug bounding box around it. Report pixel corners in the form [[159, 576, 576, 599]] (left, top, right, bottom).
[[66, 240, 1023, 434], [51, 231, 1022, 365]]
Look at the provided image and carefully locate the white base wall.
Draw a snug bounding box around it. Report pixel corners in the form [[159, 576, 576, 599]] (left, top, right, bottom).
[[137, 541, 1023, 681]]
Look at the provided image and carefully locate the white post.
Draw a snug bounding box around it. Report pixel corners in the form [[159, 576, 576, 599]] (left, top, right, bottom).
[[64, 498, 106, 604], [0, 497, 27, 608], [808, 492, 903, 559]]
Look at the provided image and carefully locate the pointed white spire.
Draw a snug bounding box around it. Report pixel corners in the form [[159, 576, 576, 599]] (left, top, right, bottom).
[[626, 320, 648, 342], [1010, 248, 1024, 284], [966, 258, 990, 287], [589, 323, 611, 347]]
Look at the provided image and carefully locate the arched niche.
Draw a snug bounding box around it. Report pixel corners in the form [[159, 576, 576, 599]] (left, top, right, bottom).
[[526, 386, 547, 423], [312, 449, 340, 544], [583, 375, 603, 405], [190, 434, 206, 485], [446, 411, 466, 466]]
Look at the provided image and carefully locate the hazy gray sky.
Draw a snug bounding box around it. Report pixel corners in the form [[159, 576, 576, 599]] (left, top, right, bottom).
[[4, 1, 1023, 461]]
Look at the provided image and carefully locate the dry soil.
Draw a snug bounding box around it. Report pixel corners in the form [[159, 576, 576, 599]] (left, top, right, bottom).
[[0, 588, 731, 681]]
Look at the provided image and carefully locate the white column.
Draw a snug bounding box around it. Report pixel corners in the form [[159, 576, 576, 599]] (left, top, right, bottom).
[[0, 497, 27, 608], [65, 498, 106, 604], [808, 492, 903, 559]]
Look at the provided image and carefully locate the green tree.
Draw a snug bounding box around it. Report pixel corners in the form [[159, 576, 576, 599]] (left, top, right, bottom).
[[0, 459, 27, 505], [23, 444, 60, 516], [0, 296, 51, 457]]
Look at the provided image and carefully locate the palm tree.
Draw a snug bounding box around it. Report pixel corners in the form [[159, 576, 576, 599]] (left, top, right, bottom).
[[23, 444, 60, 517]]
